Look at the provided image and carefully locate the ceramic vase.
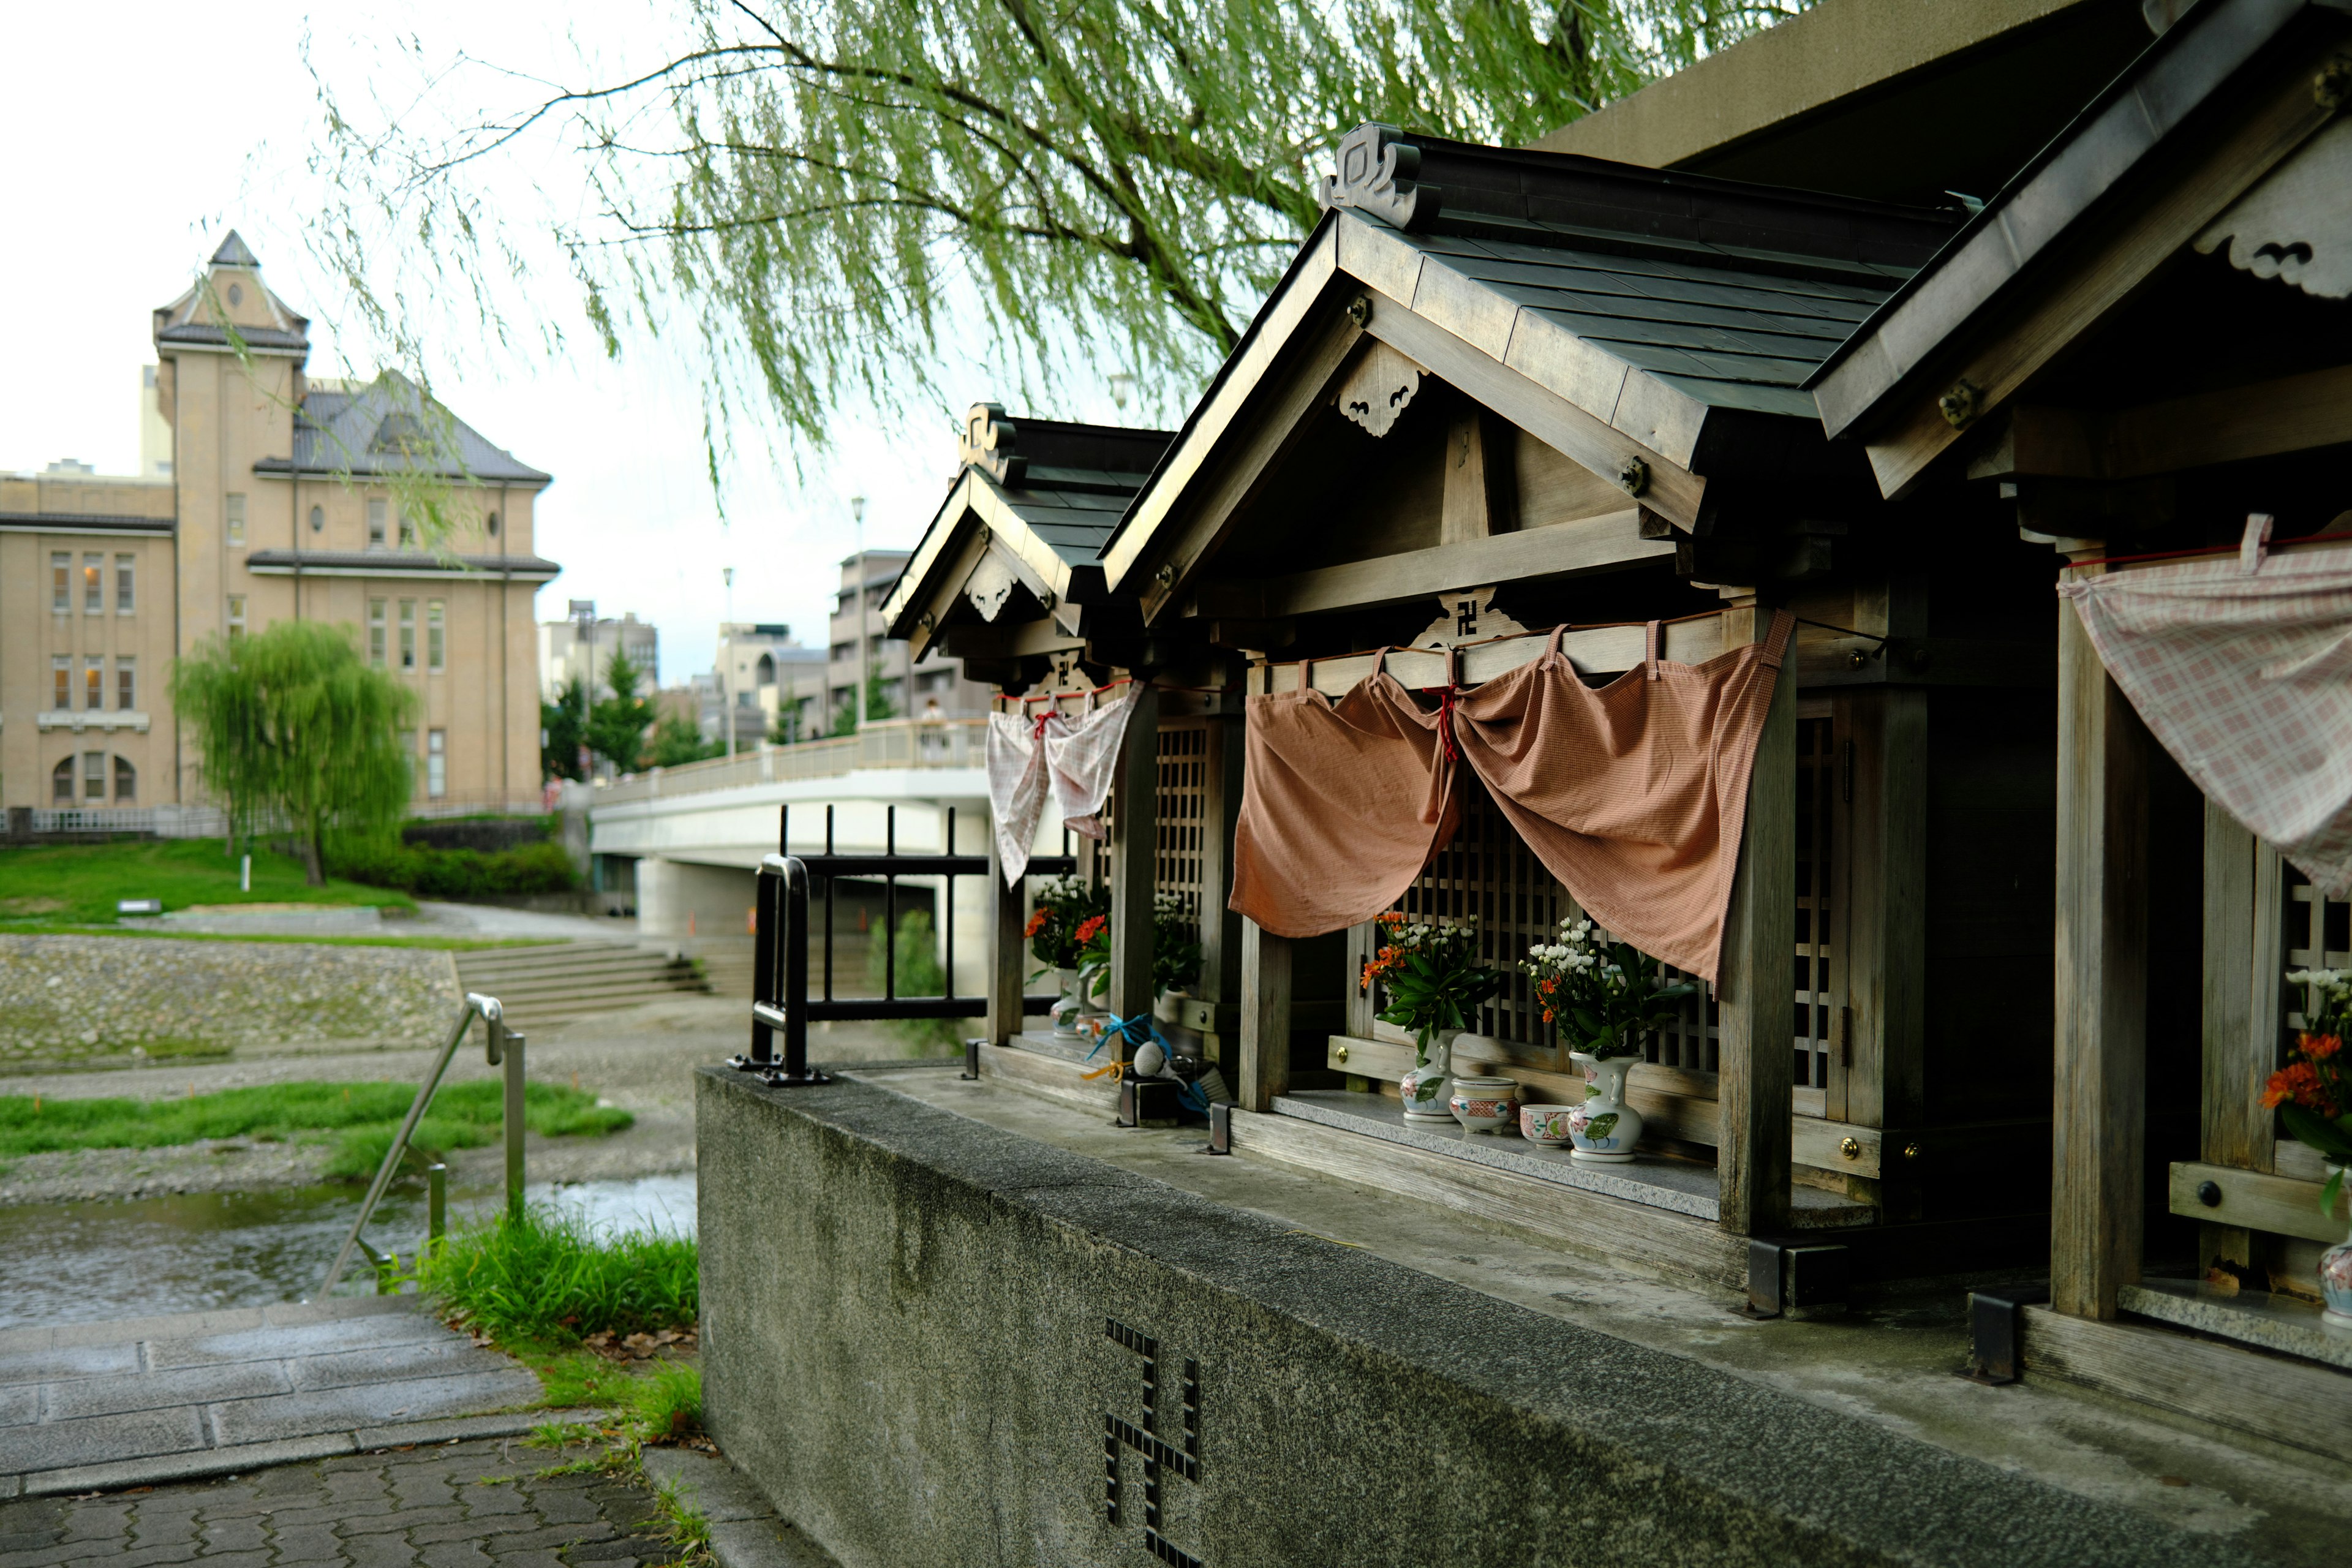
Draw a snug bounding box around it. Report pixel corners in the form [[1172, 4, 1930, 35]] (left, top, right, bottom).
[[1566, 1050, 1643, 1164], [1448, 1074, 1522, 1134], [1051, 967, 1084, 1039], [1399, 1028, 1460, 1121], [2324, 1168, 2352, 1326], [1520, 1104, 1578, 1147]]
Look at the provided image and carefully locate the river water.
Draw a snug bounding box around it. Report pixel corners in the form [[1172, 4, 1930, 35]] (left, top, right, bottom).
[[0, 1174, 696, 1330]]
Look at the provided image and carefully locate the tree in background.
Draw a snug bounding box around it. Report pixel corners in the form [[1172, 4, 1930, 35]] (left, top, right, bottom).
[[541, 674, 588, 783], [586, 650, 657, 774], [647, 711, 723, 767], [864, 667, 898, 723], [169, 622, 417, 886], [308, 0, 1803, 450]]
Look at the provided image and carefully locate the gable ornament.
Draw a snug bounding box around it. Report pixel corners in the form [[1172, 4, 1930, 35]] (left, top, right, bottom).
[[2193, 116, 2352, 300], [1335, 339, 1425, 438], [1321, 123, 1441, 232], [959, 402, 1028, 484], [1416, 586, 1528, 650]]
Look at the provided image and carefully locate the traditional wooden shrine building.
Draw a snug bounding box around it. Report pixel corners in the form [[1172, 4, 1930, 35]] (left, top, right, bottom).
[[881, 0, 2352, 1446]]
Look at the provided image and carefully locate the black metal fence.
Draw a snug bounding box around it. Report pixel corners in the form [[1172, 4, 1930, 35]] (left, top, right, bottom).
[[729, 803, 1074, 1086]]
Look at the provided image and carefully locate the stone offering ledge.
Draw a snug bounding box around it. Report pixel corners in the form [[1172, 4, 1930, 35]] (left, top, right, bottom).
[[695, 1066, 2256, 1568]]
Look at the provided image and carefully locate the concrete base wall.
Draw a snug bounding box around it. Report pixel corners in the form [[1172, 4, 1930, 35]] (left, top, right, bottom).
[[696, 1068, 2230, 1568], [638, 858, 758, 941]]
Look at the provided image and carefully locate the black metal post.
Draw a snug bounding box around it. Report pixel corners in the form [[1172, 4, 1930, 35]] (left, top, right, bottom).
[[884, 805, 898, 1001], [751, 853, 830, 1088]]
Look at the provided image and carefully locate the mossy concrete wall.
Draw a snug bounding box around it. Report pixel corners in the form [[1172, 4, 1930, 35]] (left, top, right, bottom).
[[696, 1067, 2256, 1568]]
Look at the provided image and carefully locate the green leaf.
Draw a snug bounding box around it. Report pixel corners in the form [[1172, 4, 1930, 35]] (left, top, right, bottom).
[[2281, 1102, 2352, 1163]]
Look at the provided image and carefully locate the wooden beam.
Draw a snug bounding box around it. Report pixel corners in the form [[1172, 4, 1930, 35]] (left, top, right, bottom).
[[1855, 35, 2342, 497], [1842, 687, 1928, 1129], [985, 835, 1027, 1048], [1238, 918, 1292, 1112], [936, 618, 1087, 662], [1250, 611, 1728, 698], [2051, 587, 2150, 1319], [1983, 368, 2352, 484], [1360, 290, 1708, 532], [1714, 607, 1796, 1236], [1107, 683, 1160, 1046], [1441, 409, 1513, 545], [2200, 800, 2258, 1272], [1188, 508, 1668, 621], [2168, 1160, 2351, 1245]]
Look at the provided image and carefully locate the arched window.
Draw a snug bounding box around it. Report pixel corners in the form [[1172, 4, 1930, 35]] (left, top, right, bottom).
[[485, 510, 500, 537], [51, 757, 72, 803], [755, 653, 775, 685], [113, 756, 137, 803], [309, 504, 325, 533]]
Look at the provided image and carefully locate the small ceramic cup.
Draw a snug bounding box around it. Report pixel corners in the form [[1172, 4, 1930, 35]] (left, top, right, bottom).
[[1520, 1104, 1578, 1147], [1447, 1074, 1521, 1134]]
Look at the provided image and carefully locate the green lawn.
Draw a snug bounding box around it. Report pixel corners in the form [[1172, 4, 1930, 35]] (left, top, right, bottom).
[[0, 1079, 632, 1177], [0, 839, 414, 924], [0, 925, 553, 952]]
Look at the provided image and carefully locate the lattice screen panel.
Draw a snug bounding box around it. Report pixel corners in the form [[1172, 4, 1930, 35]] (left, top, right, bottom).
[[2282, 863, 2351, 1050], [1793, 715, 1836, 1093], [1155, 723, 1208, 922]]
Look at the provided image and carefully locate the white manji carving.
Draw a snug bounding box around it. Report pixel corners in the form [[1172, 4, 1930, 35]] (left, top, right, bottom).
[[1415, 586, 1528, 650], [1335, 340, 1424, 439], [2195, 118, 2352, 300]]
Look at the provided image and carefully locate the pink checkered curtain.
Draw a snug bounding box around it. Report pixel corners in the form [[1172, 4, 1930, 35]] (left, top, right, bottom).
[[986, 690, 1140, 884], [2059, 548, 2352, 897]]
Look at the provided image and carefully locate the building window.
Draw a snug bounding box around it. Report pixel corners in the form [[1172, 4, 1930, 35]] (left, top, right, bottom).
[[399, 600, 417, 669], [85, 658, 104, 711], [309, 504, 324, 534], [368, 499, 387, 549], [227, 595, 246, 641], [83, 750, 106, 801], [398, 510, 416, 549], [83, 553, 103, 612], [51, 758, 72, 804], [115, 554, 134, 612], [426, 729, 447, 798], [426, 600, 445, 671], [486, 510, 500, 537], [369, 599, 387, 666], [118, 658, 137, 712], [52, 552, 69, 612], [113, 756, 137, 803], [52, 657, 69, 712], [225, 492, 246, 546]]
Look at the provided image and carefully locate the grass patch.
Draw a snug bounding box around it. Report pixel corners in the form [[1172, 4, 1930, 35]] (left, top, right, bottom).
[[411, 1205, 696, 1348], [0, 839, 413, 924], [0, 924, 559, 952], [650, 1464, 714, 1565], [625, 1361, 703, 1446], [0, 1079, 631, 1173]]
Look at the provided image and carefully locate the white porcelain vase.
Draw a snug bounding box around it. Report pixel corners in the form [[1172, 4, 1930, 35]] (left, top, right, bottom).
[[2323, 1166, 2352, 1325], [1050, 967, 1084, 1039], [1398, 1028, 1460, 1121], [1567, 1050, 1644, 1164]]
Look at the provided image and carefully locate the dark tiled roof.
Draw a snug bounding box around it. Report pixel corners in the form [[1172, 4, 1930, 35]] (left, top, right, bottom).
[[243, 548, 561, 576], [156, 323, 312, 353], [0, 511, 175, 532], [264, 373, 551, 484], [211, 230, 260, 268], [992, 470, 1152, 566]]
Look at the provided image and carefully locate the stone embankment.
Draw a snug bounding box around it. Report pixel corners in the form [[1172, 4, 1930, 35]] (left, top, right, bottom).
[[0, 934, 461, 1068]]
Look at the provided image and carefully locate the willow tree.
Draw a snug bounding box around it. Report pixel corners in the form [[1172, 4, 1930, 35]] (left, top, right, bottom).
[[308, 0, 1804, 448], [170, 622, 419, 886]]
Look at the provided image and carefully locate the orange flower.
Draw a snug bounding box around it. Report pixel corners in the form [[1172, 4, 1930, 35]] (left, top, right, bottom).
[[2304, 1032, 2342, 1060], [1074, 914, 1107, 946], [1378, 911, 1405, 926], [1022, 910, 1048, 938], [2264, 1061, 2338, 1116]]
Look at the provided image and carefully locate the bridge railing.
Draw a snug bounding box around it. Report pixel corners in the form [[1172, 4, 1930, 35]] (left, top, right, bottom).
[[595, 717, 990, 805]]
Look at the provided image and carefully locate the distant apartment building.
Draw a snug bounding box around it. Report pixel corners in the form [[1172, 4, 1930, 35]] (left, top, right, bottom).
[[0, 233, 557, 813], [827, 551, 991, 728], [712, 622, 825, 745], [538, 612, 659, 702]]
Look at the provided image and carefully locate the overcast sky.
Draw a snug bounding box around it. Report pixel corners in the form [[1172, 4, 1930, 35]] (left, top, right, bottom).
[[0, 4, 1143, 687]]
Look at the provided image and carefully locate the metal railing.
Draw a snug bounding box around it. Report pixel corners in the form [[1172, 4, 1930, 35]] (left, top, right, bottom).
[[729, 802, 1072, 1085], [595, 717, 989, 805], [314, 991, 526, 1298]]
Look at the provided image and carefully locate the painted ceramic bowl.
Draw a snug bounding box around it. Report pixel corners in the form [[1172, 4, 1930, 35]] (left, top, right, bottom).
[[1447, 1074, 1521, 1134], [1520, 1104, 1578, 1147]]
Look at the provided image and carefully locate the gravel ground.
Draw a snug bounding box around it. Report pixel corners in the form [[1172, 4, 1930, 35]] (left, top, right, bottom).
[[0, 995, 946, 1205]]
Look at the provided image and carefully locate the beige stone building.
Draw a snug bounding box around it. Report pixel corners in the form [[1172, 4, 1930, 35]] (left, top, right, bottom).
[[0, 233, 557, 815]]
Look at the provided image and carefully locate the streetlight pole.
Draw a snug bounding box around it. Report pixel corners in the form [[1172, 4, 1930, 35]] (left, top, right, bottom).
[[568, 598, 596, 780], [851, 494, 867, 729], [722, 567, 736, 760]]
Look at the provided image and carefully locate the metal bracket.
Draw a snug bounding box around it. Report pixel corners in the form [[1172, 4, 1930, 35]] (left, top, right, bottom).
[[1742, 1238, 1850, 1319], [1117, 1075, 1182, 1129], [1204, 1101, 1233, 1155], [1959, 1282, 2049, 1384], [962, 1038, 982, 1081]]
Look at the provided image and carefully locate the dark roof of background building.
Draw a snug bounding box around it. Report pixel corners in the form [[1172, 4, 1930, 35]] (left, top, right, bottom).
[[260, 372, 551, 484], [243, 549, 562, 575]]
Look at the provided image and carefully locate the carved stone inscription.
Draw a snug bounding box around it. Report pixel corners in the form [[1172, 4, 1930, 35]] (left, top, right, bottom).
[[1102, 1317, 1203, 1568]]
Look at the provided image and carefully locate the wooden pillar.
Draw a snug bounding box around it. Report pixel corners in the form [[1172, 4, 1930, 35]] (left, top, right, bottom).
[[1842, 687, 1928, 1129], [1239, 918, 1292, 1112], [2199, 801, 2275, 1273], [1197, 710, 1246, 1009], [985, 833, 1027, 1047], [1108, 684, 1161, 1050], [2051, 590, 2150, 1319], [1717, 612, 1796, 1236]]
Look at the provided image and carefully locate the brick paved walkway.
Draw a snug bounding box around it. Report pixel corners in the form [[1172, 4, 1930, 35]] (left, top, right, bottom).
[[0, 1436, 680, 1568]]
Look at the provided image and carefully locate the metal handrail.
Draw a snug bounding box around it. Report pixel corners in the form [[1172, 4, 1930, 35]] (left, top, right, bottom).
[[314, 991, 521, 1298]]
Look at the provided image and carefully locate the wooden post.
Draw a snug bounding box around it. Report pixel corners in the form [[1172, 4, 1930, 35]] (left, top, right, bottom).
[[986, 834, 1027, 1047], [1842, 687, 1928, 1130], [1716, 611, 1796, 1236], [1239, 917, 1292, 1112], [1108, 683, 1161, 1054], [2200, 801, 2272, 1272], [2051, 589, 2149, 1319]]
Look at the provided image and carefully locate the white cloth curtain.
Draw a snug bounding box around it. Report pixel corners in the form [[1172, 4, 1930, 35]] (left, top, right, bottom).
[[986, 690, 1141, 884], [2060, 548, 2352, 896]]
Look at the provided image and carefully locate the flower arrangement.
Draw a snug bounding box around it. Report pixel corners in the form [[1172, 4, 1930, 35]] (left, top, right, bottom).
[[1025, 875, 1109, 972], [1075, 892, 1205, 1002], [1363, 911, 1506, 1063], [1520, 915, 1698, 1060], [2272, 968, 2352, 1213]]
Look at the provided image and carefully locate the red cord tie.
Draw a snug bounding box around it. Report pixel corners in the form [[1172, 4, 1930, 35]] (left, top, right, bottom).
[[1435, 685, 1460, 761]]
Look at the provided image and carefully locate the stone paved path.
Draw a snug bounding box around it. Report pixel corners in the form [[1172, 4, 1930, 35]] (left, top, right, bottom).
[[0, 1300, 545, 1498]]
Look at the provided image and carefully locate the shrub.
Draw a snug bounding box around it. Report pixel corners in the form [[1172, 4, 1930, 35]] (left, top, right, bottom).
[[327, 837, 579, 898], [864, 908, 966, 1049]]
